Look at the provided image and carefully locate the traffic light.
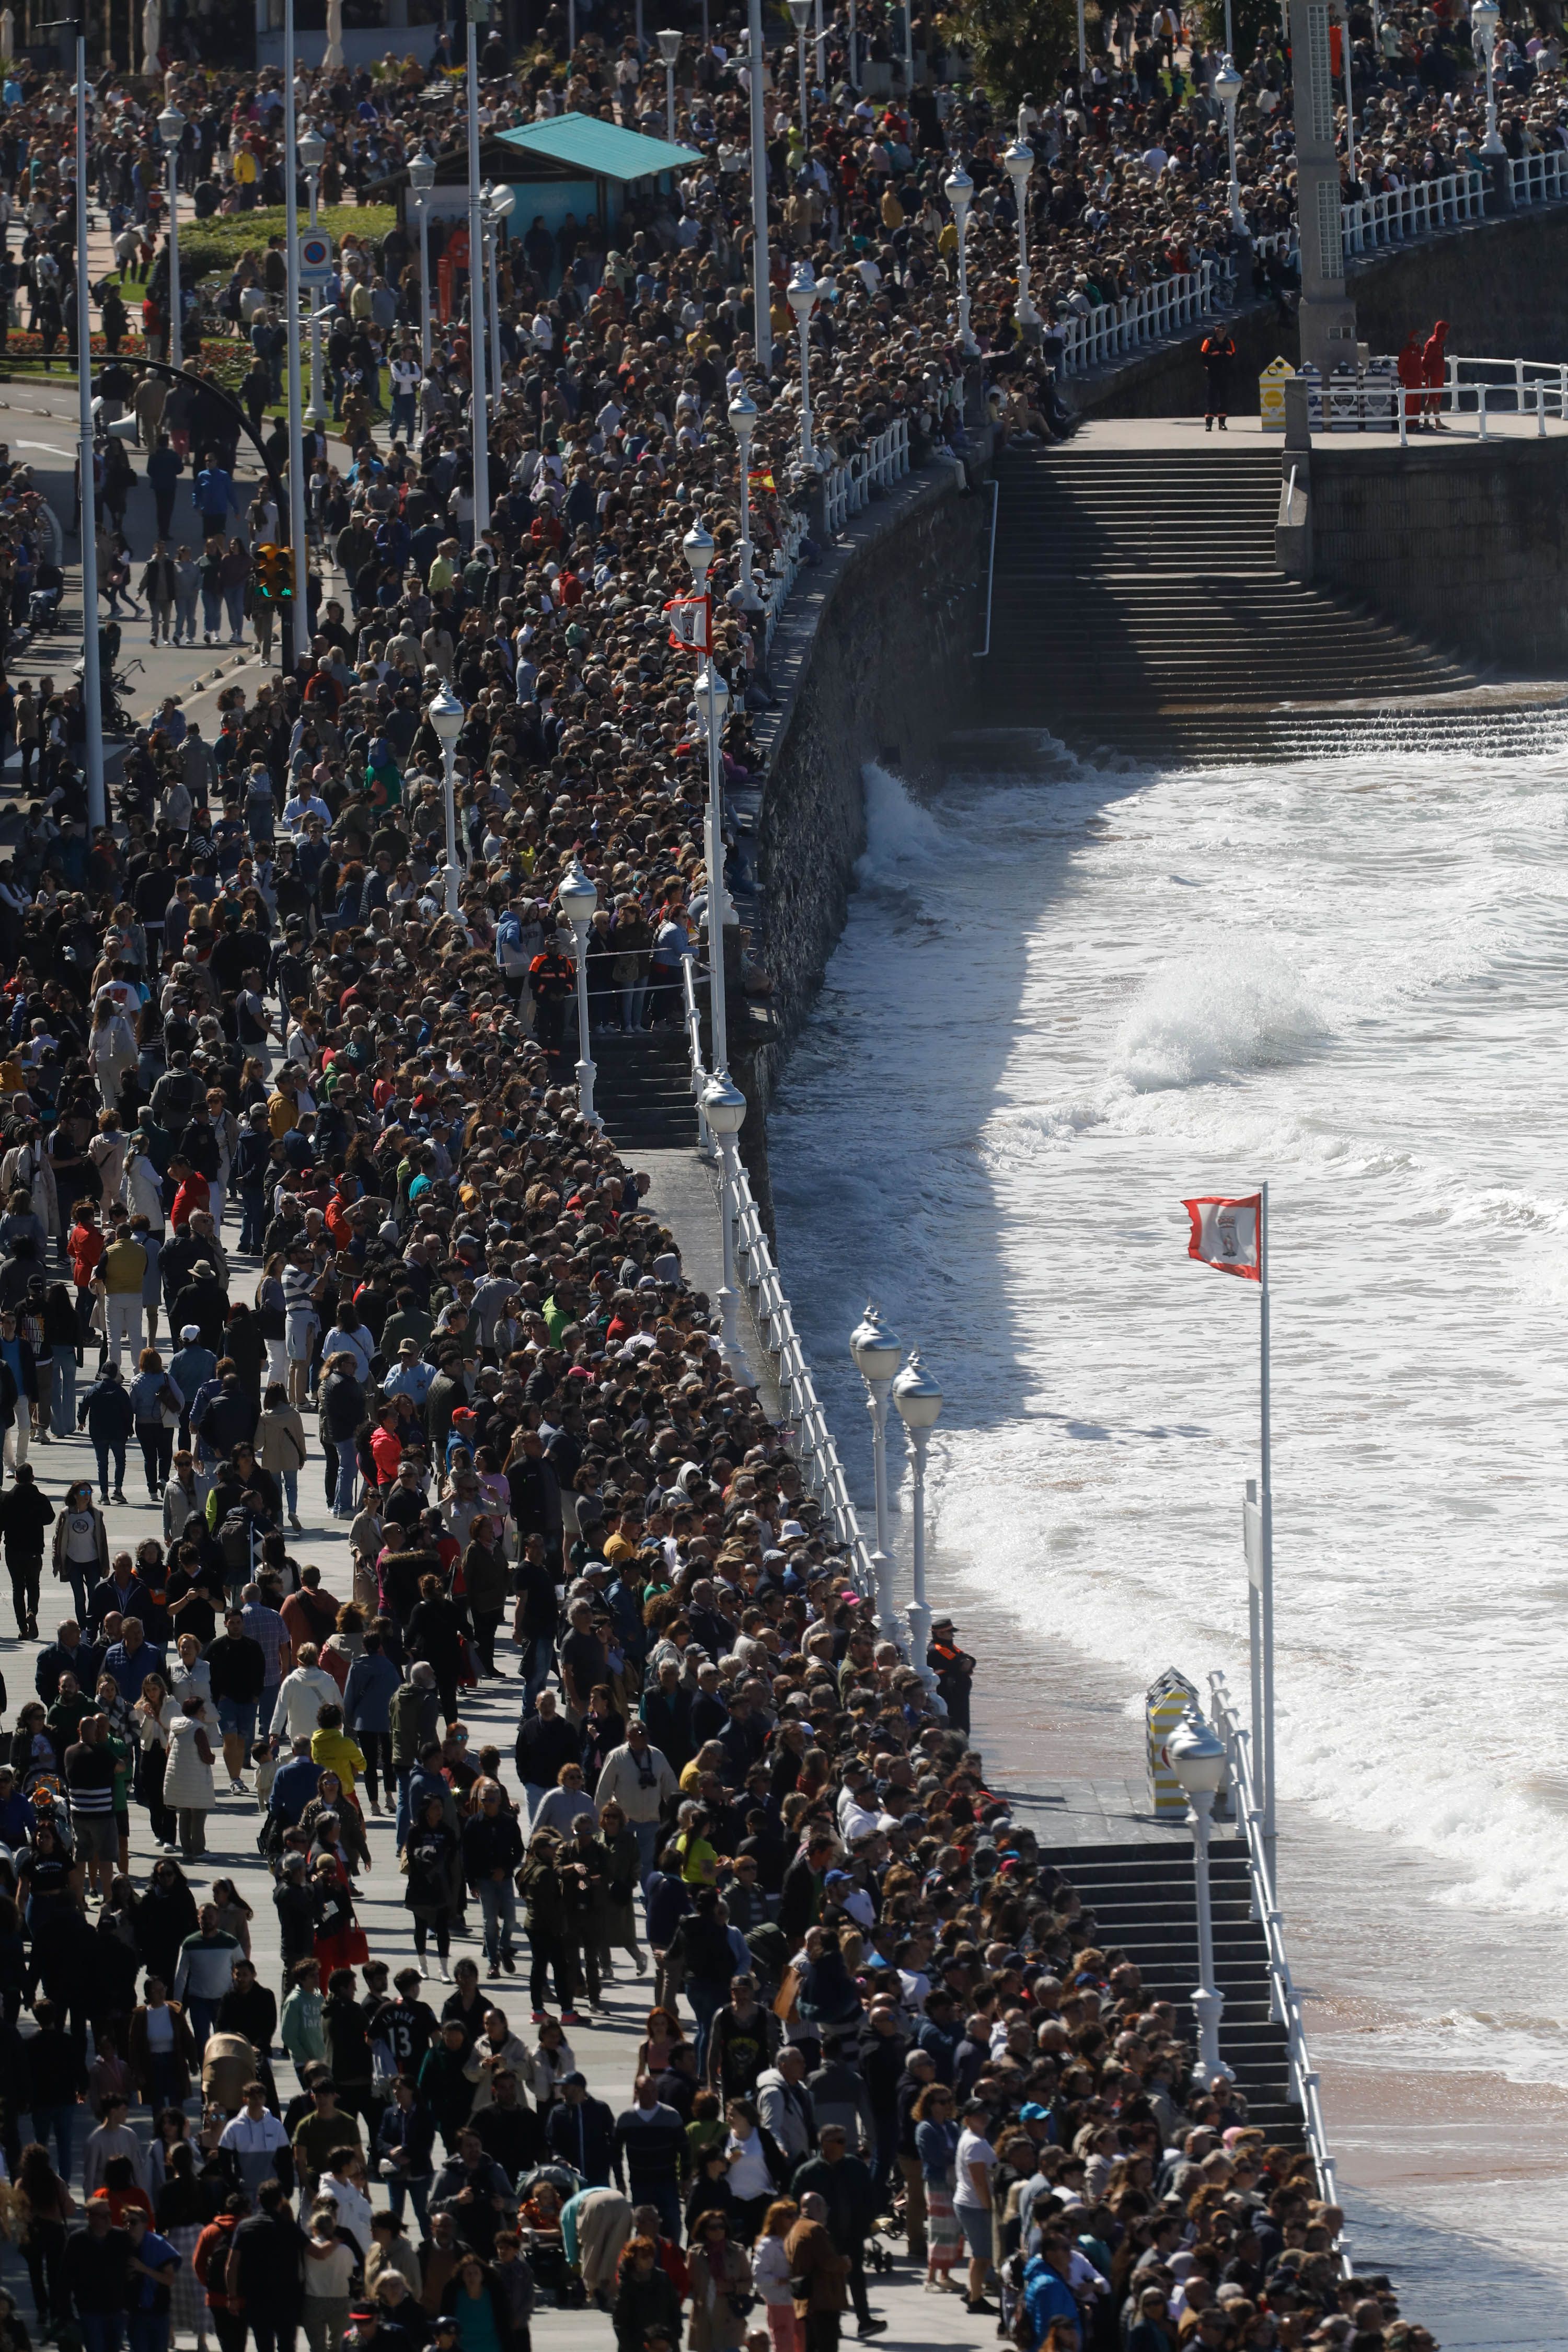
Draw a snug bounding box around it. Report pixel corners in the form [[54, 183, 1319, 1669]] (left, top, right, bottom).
[[253, 545, 294, 602]]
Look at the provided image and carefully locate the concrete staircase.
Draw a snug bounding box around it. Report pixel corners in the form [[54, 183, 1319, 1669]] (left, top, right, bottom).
[[1044, 1839, 1304, 2144], [984, 447, 1480, 758], [592, 1031, 699, 1153]]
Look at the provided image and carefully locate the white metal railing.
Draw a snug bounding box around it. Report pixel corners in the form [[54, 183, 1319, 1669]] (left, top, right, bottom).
[[1057, 259, 1218, 378], [821, 416, 911, 538], [676, 973, 883, 1617], [1208, 1672, 1347, 2263], [763, 505, 809, 655], [1315, 370, 1551, 442], [1341, 168, 1485, 260], [1510, 149, 1568, 209]]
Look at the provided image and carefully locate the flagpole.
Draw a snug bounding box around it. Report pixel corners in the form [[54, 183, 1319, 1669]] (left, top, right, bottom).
[[1259, 1180, 1276, 1887]]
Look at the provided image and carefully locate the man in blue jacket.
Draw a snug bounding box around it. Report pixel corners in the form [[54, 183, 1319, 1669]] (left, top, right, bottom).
[[1021, 2238, 1082, 2351]]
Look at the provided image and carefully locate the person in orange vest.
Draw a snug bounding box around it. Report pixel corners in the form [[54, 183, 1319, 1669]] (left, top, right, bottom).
[[927, 1616, 976, 1732], [1200, 328, 1238, 430]]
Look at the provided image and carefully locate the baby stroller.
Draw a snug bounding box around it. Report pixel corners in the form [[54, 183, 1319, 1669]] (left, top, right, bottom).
[[516, 2164, 581, 2304], [28, 582, 60, 633]]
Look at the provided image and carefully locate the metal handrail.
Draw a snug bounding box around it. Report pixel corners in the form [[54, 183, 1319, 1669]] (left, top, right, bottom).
[[821, 417, 911, 540], [675, 965, 886, 1630], [1208, 1671, 1347, 2265]]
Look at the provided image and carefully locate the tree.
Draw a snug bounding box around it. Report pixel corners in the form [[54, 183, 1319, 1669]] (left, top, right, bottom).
[[937, 0, 1083, 109]]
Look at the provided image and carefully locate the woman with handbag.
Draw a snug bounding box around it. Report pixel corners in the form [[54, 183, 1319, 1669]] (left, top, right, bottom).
[[256, 1381, 308, 1530], [687, 2209, 754, 2352]]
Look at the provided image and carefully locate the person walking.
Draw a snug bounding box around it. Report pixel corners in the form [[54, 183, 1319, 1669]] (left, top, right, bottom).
[[162, 1697, 217, 1859]]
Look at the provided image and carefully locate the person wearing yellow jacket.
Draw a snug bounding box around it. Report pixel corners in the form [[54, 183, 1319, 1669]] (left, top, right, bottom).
[[310, 1704, 367, 1797]]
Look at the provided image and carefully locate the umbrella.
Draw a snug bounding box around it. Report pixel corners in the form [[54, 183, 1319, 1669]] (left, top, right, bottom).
[[141, 0, 160, 73], [324, 0, 344, 68]]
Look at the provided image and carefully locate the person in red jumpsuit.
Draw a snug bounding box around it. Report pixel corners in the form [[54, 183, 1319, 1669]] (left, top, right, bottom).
[[1422, 319, 1451, 426], [1397, 331, 1425, 429]]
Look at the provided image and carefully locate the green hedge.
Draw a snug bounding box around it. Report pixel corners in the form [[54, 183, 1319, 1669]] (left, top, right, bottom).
[[175, 202, 398, 284]]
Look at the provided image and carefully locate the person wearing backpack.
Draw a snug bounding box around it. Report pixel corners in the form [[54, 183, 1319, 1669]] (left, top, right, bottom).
[[129, 1346, 185, 1501], [77, 1359, 136, 1503]]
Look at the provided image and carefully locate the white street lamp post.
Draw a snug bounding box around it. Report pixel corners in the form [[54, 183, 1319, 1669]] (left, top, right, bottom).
[[73, 45, 104, 831], [683, 523, 732, 1067], [408, 148, 435, 374], [483, 180, 515, 412], [282, 0, 308, 631], [850, 1306, 901, 1640], [557, 858, 600, 1127], [892, 1348, 942, 1690], [1168, 1710, 1229, 2088], [465, 0, 491, 534], [786, 261, 818, 466], [788, 0, 811, 143], [1003, 136, 1041, 335], [428, 681, 465, 920], [157, 100, 185, 371], [657, 27, 682, 140], [702, 1069, 747, 1364], [729, 389, 761, 609], [743, 0, 771, 368], [848, 0, 858, 86], [1214, 55, 1245, 238], [297, 120, 326, 429], [944, 160, 976, 353], [1474, 0, 1503, 154]]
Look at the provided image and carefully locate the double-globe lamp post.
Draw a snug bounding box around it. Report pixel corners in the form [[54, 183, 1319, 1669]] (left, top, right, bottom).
[[428, 681, 465, 921], [683, 523, 730, 1076], [408, 148, 435, 374], [557, 858, 601, 1129], [1003, 136, 1041, 339], [157, 99, 185, 370], [702, 1069, 747, 1365], [850, 1307, 901, 1640], [893, 1348, 943, 1694], [944, 159, 977, 354], [787, 261, 818, 467], [788, 0, 812, 142], [483, 180, 516, 409], [729, 389, 761, 609], [1168, 1710, 1229, 2087], [657, 27, 683, 140], [1474, 0, 1503, 154], [1213, 55, 1246, 238], [297, 119, 327, 429]]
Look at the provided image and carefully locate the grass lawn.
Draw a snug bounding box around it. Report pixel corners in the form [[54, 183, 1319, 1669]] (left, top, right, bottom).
[[166, 202, 397, 284]]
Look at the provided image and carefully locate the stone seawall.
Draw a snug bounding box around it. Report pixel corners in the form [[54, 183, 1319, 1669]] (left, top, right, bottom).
[[731, 464, 989, 1216], [1309, 434, 1568, 673]]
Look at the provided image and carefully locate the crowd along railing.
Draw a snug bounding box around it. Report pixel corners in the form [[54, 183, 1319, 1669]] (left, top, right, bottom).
[[1207, 1672, 1349, 2265], [1509, 149, 1568, 208], [821, 416, 912, 539], [1057, 258, 1219, 377], [1340, 166, 1486, 259], [763, 506, 809, 655], [678, 961, 885, 1625]]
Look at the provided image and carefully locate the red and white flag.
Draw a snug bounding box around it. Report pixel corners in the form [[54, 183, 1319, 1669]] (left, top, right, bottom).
[[664, 594, 711, 654], [1182, 1194, 1262, 1282]]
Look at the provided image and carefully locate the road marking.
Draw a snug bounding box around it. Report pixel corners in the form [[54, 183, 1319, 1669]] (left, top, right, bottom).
[[16, 440, 73, 458]]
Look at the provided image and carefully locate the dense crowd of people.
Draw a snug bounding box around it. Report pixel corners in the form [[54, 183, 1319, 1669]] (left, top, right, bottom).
[[0, 13, 1485, 2352]]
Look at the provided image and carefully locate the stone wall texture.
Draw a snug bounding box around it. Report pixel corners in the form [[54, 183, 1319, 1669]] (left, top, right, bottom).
[[1310, 435, 1568, 672], [729, 466, 989, 1215]]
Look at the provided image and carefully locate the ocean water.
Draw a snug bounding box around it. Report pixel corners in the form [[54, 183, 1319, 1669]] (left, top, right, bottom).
[[767, 747, 1568, 2347]]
